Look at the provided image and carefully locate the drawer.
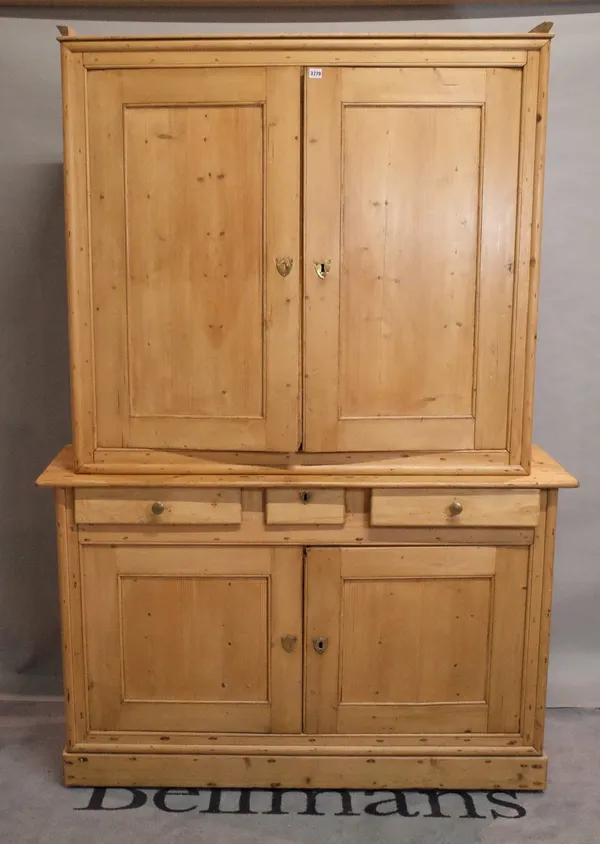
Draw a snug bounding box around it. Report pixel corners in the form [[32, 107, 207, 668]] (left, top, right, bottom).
[[370, 489, 540, 527], [265, 489, 345, 525], [74, 488, 242, 525]]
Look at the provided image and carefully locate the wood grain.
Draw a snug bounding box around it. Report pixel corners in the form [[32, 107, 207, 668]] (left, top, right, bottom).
[[60, 48, 95, 468], [507, 51, 540, 469], [89, 446, 516, 474], [371, 489, 541, 527], [487, 546, 529, 733], [304, 545, 531, 738], [37, 444, 579, 487], [473, 67, 522, 450], [54, 489, 88, 747], [265, 489, 345, 525], [79, 523, 535, 548], [63, 751, 548, 791], [74, 487, 242, 525], [305, 67, 486, 452], [81, 48, 530, 71], [86, 67, 300, 452], [59, 34, 551, 48], [520, 41, 552, 469], [304, 548, 342, 734], [76, 731, 534, 752], [533, 490, 557, 751], [520, 497, 547, 746], [48, 32, 570, 794]]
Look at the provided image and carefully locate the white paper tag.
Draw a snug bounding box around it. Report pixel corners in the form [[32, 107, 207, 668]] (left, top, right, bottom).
[[308, 68, 323, 79]]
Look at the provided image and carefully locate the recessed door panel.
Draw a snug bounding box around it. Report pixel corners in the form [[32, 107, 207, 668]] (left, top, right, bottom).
[[340, 105, 480, 420], [125, 104, 264, 420]]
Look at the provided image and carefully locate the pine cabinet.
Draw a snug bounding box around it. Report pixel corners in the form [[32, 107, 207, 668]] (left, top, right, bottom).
[[64, 34, 547, 473], [41, 475, 576, 790], [38, 31, 578, 791]]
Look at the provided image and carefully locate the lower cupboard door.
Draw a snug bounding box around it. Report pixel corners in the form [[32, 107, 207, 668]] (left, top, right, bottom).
[[80, 545, 303, 735], [304, 546, 530, 737]]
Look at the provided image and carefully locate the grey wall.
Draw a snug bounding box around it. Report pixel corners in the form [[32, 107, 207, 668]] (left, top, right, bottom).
[[0, 3, 597, 704]]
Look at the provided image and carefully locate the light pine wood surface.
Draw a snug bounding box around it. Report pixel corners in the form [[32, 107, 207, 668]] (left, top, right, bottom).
[[74, 488, 242, 525], [59, 34, 551, 472], [371, 489, 541, 527], [81, 544, 303, 734], [41, 32, 574, 791], [51, 449, 561, 787], [265, 489, 346, 525], [304, 66, 525, 455], [62, 752, 548, 791], [37, 444, 578, 487], [304, 545, 532, 737], [86, 66, 300, 453]]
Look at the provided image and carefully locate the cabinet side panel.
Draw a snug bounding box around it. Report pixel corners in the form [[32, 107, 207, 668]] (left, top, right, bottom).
[[507, 51, 539, 468], [61, 48, 95, 467], [519, 42, 551, 469], [533, 490, 557, 751], [519, 494, 547, 745], [55, 488, 87, 747]]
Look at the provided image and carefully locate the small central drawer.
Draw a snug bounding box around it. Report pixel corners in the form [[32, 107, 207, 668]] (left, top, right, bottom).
[[265, 489, 345, 525], [370, 489, 540, 527], [74, 488, 242, 525]]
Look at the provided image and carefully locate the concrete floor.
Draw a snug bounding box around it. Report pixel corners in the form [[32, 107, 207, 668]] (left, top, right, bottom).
[[1, 703, 599, 843]]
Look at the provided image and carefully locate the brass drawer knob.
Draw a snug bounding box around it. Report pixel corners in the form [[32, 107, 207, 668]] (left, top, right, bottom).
[[151, 501, 165, 516], [448, 501, 463, 517]]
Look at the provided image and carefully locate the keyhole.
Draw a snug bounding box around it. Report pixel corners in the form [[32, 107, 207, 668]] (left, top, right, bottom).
[[313, 637, 328, 654], [300, 490, 313, 504], [313, 259, 331, 280]]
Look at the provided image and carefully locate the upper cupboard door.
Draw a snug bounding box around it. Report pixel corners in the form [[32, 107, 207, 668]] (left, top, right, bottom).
[[87, 68, 301, 452], [304, 67, 526, 453]]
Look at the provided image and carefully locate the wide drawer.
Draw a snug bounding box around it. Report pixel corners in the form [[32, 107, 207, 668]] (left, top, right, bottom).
[[265, 489, 345, 525], [370, 489, 540, 527], [74, 488, 242, 525]]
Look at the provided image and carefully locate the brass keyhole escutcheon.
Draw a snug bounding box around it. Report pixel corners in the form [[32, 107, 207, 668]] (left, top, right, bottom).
[[275, 256, 294, 277], [151, 501, 165, 516], [300, 490, 313, 504], [280, 635, 297, 653], [313, 637, 328, 655], [313, 259, 331, 280]]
